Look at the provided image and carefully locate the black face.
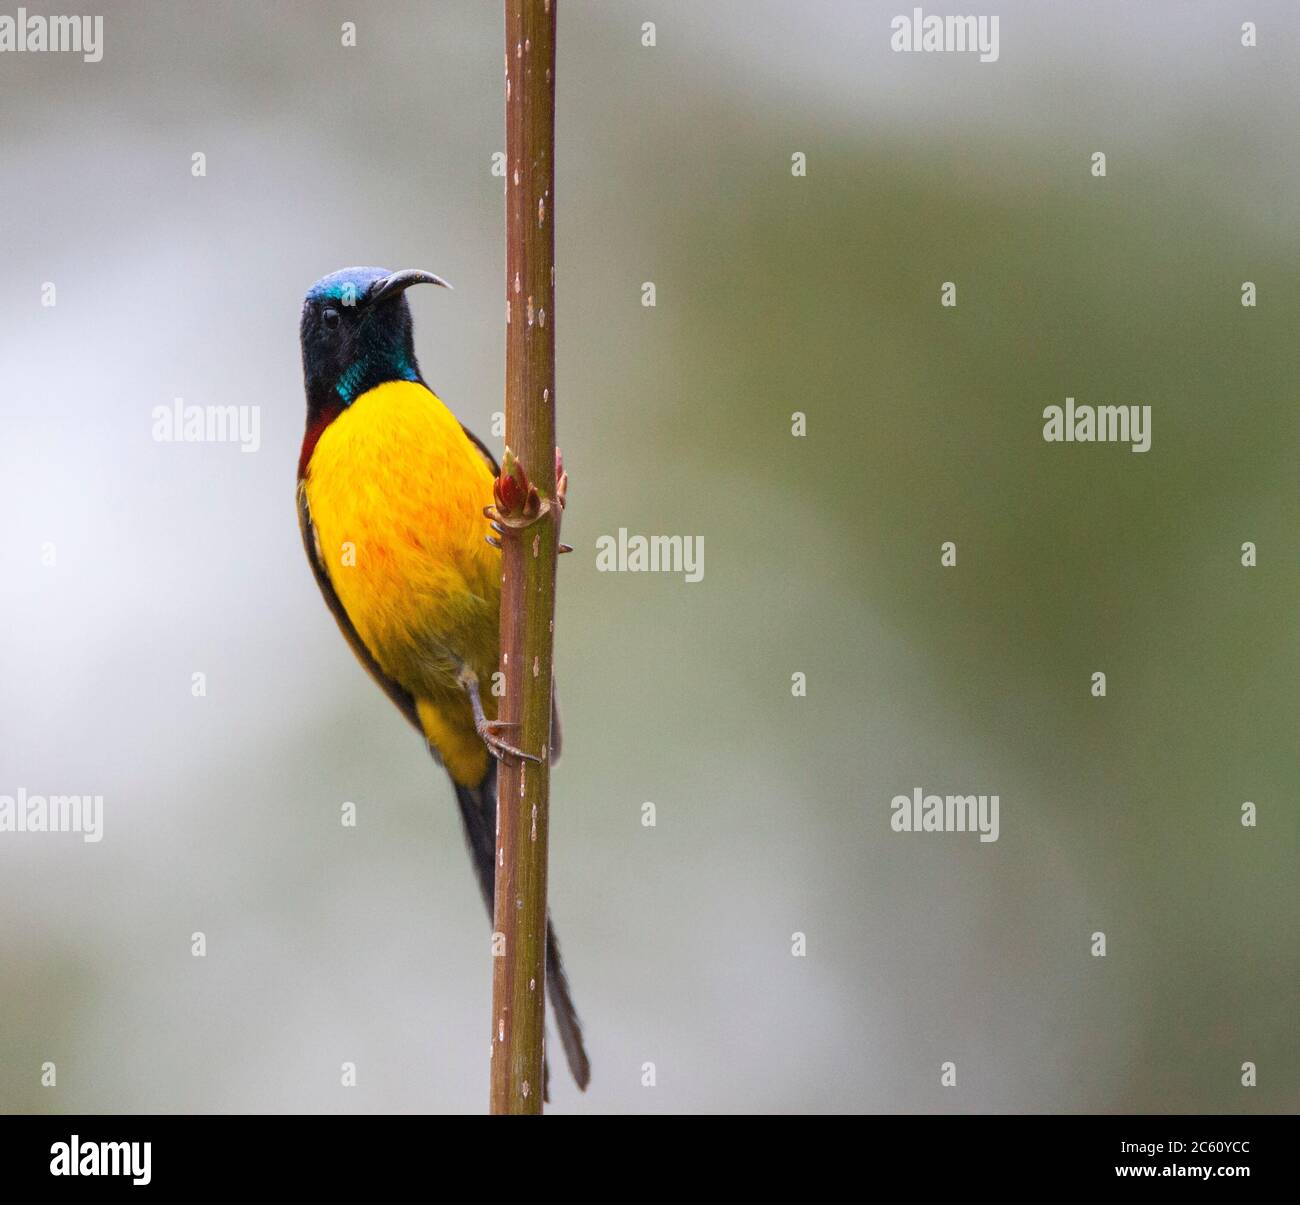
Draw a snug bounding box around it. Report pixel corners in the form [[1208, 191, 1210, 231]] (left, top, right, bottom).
[[299, 267, 451, 417]]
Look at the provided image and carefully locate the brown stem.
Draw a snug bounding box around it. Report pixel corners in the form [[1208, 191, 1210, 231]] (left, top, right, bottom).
[[490, 0, 557, 1116]]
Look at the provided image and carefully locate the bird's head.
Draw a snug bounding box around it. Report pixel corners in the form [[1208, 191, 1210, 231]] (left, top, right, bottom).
[[299, 266, 451, 413]]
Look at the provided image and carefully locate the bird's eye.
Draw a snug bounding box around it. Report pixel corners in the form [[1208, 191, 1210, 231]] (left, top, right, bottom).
[[322, 307, 341, 329]]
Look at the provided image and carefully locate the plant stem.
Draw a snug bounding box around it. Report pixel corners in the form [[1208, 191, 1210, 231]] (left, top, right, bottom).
[[490, 0, 558, 1116]]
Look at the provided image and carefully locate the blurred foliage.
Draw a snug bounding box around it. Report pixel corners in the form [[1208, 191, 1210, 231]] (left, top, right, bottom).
[[0, 2, 1294, 1113]]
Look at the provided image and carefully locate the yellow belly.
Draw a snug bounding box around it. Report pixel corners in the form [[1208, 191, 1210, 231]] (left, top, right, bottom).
[[303, 379, 499, 785]]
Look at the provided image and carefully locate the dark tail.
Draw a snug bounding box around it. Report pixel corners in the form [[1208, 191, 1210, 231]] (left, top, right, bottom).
[[452, 760, 591, 1092]]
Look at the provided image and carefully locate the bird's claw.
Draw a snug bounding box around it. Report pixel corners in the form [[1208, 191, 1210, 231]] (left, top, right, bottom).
[[479, 720, 544, 765]]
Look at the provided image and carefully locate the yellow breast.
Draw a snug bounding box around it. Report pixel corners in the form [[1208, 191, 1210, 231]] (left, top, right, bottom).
[[303, 380, 501, 700]]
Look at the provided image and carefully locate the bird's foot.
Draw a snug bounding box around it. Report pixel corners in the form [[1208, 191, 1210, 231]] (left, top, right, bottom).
[[456, 664, 544, 765], [476, 718, 544, 765]]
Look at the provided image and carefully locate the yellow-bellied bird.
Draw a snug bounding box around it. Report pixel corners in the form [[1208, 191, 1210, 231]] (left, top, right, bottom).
[[296, 266, 588, 1091]]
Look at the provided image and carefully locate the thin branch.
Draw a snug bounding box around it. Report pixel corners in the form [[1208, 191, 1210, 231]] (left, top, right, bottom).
[[490, 0, 558, 1116]]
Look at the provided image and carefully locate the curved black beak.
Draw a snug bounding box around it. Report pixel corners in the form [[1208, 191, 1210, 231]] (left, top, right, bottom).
[[364, 268, 453, 308]]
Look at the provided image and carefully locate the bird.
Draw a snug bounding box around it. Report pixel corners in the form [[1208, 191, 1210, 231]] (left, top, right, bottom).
[[295, 265, 589, 1093]]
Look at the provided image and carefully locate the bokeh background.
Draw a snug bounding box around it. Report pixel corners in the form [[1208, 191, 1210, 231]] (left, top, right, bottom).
[[1, 0, 1296, 1113]]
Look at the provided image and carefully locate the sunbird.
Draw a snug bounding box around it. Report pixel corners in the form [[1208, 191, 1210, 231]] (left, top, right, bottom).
[[296, 266, 589, 1092]]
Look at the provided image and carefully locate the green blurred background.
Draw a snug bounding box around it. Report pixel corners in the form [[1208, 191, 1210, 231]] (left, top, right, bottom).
[[0, 1, 1295, 1113]]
